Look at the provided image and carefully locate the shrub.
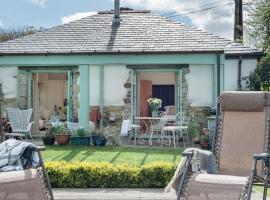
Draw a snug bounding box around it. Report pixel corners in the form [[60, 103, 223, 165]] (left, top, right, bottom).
[[45, 161, 175, 188]]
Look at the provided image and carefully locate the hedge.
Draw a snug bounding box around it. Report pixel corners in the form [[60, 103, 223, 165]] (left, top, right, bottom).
[[45, 161, 176, 188]]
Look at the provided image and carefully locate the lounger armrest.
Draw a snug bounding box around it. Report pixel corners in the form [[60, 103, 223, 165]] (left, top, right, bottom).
[[182, 151, 194, 158], [253, 153, 270, 161], [35, 146, 46, 151], [253, 153, 270, 166]]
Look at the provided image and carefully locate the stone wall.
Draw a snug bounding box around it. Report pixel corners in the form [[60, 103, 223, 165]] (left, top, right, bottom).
[[72, 69, 80, 121], [17, 73, 28, 109]]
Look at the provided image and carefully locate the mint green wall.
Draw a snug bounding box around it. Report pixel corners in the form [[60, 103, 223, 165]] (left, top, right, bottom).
[[0, 54, 221, 66], [0, 53, 224, 125], [79, 65, 89, 129]]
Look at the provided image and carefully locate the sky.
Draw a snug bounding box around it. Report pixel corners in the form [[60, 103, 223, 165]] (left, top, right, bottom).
[[0, 0, 237, 40]]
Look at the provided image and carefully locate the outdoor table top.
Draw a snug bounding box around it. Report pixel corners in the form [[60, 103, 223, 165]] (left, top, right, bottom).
[[135, 116, 175, 120]]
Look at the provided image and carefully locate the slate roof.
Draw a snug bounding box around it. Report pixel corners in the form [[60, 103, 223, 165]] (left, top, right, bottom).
[[0, 10, 262, 56]]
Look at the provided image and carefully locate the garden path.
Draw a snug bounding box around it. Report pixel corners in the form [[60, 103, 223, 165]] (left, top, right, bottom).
[[53, 188, 268, 200]]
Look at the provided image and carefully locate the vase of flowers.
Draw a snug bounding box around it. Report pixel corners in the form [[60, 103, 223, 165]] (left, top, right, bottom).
[[147, 98, 162, 117]]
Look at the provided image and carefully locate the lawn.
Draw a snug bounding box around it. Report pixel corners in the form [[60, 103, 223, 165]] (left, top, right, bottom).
[[42, 146, 183, 166], [254, 186, 270, 196]]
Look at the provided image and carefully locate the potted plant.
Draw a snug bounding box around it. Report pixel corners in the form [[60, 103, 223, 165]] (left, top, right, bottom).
[[70, 128, 90, 146], [200, 134, 210, 149], [187, 120, 201, 143], [42, 127, 56, 145], [54, 125, 71, 145], [147, 98, 162, 117], [91, 128, 107, 146], [102, 126, 120, 146]]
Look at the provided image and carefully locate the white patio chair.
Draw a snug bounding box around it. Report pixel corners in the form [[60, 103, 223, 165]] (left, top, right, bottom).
[[6, 108, 34, 140], [161, 112, 191, 148], [121, 110, 141, 145], [149, 116, 169, 145]]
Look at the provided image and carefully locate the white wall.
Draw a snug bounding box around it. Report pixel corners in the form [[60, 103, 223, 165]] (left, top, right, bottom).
[[186, 65, 213, 107], [224, 59, 257, 91], [89, 65, 100, 106], [0, 66, 17, 98], [224, 60, 238, 91], [104, 65, 129, 106]]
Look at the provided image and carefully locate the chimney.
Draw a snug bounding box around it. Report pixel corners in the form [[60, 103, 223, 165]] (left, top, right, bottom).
[[114, 0, 120, 23]]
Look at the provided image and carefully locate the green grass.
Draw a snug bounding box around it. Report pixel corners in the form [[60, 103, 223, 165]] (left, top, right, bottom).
[[254, 186, 270, 196], [42, 146, 183, 166]]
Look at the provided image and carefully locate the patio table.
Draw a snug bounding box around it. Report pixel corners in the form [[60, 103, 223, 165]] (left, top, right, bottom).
[[134, 116, 176, 146]]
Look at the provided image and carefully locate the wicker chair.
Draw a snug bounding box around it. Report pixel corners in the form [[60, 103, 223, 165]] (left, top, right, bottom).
[[6, 108, 34, 140], [168, 91, 270, 200]]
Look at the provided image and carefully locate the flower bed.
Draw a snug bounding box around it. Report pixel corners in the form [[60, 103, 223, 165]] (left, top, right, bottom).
[[45, 161, 175, 188]]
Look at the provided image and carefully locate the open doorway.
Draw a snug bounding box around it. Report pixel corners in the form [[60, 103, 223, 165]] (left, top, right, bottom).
[[32, 73, 68, 131], [138, 72, 176, 117]]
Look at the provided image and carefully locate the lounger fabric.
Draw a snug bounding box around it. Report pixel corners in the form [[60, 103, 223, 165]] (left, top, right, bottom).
[[0, 169, 46, 200], [219, 110, 266, 176], [187, 173, 248, 200], [218, 91, 270, 112]]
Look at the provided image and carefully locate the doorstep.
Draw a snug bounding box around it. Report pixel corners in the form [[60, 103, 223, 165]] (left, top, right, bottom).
[[53, 188, 268, 200]]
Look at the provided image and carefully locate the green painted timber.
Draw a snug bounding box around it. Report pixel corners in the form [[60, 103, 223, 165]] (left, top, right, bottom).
[[79, 65, 90, 129], [16, 69, 20, 107], [67, 70, 73, 122], [26, 70, 69, 74], [177, 70, 183, 113], [212, 64, 217, 108], [0, 54, 221, 66], [220, 54, 225, 93], [99, 65, 104, 128], [131, 69, 137, 121], [220, 64, 225, 92]]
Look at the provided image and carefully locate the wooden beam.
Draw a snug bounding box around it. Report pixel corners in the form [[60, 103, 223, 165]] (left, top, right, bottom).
[[99, 65, 104, 128]]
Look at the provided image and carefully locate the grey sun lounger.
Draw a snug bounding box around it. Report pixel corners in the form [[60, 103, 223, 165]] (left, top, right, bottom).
[[167, 91, 270, 200]]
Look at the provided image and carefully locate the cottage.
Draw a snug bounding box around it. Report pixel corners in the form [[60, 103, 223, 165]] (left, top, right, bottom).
[[0, 3, 262, 132]]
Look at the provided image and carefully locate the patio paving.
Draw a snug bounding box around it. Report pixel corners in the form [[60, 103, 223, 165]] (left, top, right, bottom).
[[53, 188, 269, 200]]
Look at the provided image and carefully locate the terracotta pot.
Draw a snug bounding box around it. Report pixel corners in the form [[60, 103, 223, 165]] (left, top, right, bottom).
[[55, 134, 71, 145], [200, 141, 210, 150]]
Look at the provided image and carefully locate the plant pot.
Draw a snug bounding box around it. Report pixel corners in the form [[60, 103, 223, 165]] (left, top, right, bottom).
[[200, 141, 210, 150], [91, 135, 107, 146], [42, 137, 55, 145], [192, 137, 200, 144], [70, 136, 90, 146], [55, 134, 71, 145]]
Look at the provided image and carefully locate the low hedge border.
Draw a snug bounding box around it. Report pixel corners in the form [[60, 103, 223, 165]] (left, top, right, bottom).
[[45, 161, 176, 188]]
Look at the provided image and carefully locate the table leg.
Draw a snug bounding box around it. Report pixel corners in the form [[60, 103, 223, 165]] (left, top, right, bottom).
[[134, 128, 137, 145], [173, 130, 176, 148], [161, 130, 164, 148]]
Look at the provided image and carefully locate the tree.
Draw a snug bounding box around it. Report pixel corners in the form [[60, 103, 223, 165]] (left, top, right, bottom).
[[246, 0, 270, 52], [243, 52, 270, 91], [243, 0, 270, 91], [0, 26, 41, 43]]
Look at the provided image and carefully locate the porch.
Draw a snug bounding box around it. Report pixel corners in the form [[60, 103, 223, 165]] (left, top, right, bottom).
[[0, 53, 225, 132]]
